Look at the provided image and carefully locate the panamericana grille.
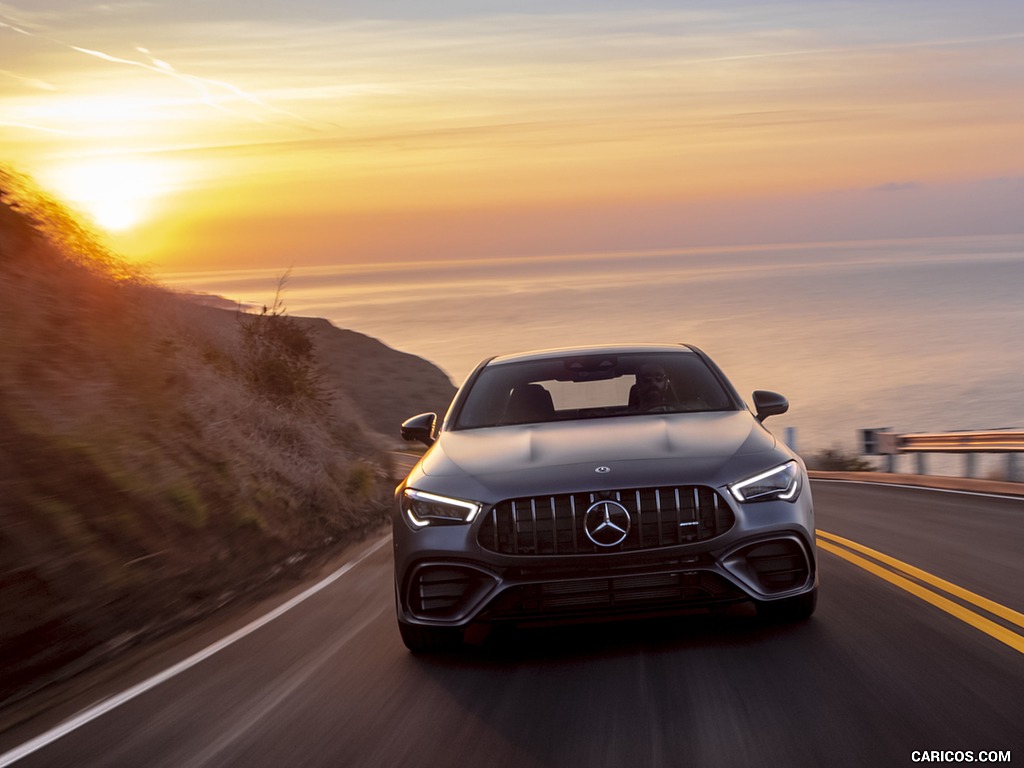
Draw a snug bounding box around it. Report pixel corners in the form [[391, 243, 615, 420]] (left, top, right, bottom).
[[477, 486, 734, 556]]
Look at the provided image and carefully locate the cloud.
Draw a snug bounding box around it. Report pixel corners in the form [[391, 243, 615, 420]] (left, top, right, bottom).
[[0, 119, 77, 135], [870, 182, 922, 193], [0, 68, 56, 90]]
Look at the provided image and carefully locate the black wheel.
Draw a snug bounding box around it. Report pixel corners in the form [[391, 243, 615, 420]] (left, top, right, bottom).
[[398, 619, 463, 652], [756, 587, 817, 623]]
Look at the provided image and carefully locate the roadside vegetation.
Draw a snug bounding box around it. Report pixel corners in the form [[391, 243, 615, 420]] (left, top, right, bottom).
[[0, 167, 453, 710], [804, 447, 877, 472]]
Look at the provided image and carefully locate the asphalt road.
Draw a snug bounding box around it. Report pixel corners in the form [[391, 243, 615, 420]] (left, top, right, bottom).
[[2, 479, 1021, 768]]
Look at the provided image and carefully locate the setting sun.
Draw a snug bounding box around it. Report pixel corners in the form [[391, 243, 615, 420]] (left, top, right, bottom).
[[41, 157, 178, 233]]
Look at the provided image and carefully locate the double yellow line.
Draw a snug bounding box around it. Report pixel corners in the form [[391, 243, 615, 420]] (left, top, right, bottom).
[[816, 530, 1024, 654]]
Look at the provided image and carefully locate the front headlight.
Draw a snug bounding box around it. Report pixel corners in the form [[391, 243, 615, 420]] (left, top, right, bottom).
[[728, 461, 802, 503], [403, 489, 483, 528]]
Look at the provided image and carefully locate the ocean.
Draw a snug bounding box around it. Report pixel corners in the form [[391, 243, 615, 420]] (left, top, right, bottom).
[[158, 234, 1024, 476]]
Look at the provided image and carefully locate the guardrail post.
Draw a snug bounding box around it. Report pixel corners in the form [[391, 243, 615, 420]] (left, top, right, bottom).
[[785, 427, 797, 452], [915, 453, 928, 475], [1008, 454, 1021, 483], [964, 453, 977, 479]]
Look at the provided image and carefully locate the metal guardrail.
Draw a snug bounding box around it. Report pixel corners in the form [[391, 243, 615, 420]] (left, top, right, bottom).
[[861, 429, 1023, 481], [896, 430, 1024, 453]]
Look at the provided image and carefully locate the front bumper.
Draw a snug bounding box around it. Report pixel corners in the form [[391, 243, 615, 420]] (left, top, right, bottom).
[[393, 494, 816, 629]]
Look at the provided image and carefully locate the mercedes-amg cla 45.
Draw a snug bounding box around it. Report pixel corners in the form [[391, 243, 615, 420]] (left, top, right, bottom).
[[394, 344, 817, 650]]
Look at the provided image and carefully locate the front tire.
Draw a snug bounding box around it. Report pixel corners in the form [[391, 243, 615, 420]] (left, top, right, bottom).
[[756, 587, 817, 622]]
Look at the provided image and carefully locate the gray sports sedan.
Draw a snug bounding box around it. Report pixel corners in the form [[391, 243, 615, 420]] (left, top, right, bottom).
[[394, 344, 817, 651]]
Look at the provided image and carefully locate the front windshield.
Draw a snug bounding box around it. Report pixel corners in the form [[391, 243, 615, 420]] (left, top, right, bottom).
[[454, 351, 740, 429]]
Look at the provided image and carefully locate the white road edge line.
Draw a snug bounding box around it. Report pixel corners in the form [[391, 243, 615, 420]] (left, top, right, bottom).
[[0, 535, 392, 768], [811, 478, 1024, 501]]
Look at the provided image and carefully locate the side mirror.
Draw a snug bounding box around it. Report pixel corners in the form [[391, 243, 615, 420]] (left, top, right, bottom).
[[752, 390, 788, 422], [401, 413, 437, 447]]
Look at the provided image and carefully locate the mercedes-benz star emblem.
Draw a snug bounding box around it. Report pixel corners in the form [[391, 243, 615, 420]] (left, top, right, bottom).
[[594, 466, 611, 474], [583, 500, 631, 547]]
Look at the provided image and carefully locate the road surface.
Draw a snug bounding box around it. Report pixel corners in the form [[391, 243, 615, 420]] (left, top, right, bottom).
[[1, 479, 1021, 767]]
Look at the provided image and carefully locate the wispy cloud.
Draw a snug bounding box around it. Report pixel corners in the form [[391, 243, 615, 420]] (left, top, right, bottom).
[[871, 182, 923, 193], [1, 9, 309, 126], [0, 68, 56, 90], [0, 119, 78, 135]]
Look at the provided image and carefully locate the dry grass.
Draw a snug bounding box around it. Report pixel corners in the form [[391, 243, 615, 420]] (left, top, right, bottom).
[[0, 166, 404, 707]]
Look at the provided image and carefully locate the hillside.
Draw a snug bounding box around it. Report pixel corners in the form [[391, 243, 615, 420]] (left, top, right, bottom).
[[0, 168, 455, 710]]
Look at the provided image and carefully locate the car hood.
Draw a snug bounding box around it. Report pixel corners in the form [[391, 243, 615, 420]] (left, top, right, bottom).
[[414, 411, 785, 502]]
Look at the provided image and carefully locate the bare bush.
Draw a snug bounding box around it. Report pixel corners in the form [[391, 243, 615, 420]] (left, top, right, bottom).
[[236, 273, 328, 410], [804, 447, 876, 472]]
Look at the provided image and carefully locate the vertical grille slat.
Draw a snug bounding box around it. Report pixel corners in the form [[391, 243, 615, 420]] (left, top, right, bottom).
[[635, 490, 644, 547], [674, 488, 682, 545], [655, 489, 664, 547], [570, 495, 579, 554], [530, 498, 538, 554], [549, 497, 558, 555], [478, 485, 734, 556], [511, 500, 520, 555]]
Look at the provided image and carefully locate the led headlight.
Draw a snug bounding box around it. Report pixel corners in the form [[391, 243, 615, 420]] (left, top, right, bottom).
[[403, 489, 483, 528], [728, 461, 802, 503]]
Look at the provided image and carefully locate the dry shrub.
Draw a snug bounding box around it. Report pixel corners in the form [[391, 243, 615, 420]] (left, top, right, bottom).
[[234, 272, 330, 411], [804, 447, 876, 472]]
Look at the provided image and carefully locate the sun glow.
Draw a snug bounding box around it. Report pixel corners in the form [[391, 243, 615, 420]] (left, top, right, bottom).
[[42, 157, 178, 233], [2, 3, 1021, 267]]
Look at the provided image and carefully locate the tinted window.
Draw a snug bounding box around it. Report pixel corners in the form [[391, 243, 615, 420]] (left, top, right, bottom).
[[454, 352, 738, 428]]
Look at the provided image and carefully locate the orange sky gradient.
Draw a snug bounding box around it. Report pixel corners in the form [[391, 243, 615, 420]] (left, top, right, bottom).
[[2, 1, 1023, 270]]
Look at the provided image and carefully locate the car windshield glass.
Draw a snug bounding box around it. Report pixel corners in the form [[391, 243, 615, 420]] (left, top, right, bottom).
[[454, 351, 739, 428]]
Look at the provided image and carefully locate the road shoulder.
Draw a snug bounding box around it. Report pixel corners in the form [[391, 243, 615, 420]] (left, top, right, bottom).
[[809, 471, 1024, 497]]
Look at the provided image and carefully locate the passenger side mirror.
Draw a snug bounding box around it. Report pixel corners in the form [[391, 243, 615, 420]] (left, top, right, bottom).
[[752, 390, 788, 422], [401, 413, 437, 447]]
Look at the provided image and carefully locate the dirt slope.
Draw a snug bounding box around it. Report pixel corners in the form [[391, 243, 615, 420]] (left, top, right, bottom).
[[0, 168, 455, 709]]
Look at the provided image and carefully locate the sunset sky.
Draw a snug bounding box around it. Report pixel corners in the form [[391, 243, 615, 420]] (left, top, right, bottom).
[[2, 0, 1023, 269]]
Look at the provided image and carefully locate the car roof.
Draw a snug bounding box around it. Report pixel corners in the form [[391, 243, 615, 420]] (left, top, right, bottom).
[[486, 343, 695, 366]]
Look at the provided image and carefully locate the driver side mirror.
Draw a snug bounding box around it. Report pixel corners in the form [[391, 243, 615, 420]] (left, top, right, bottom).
[[400, 412, 437, 447], [752, 390, 788, 422]]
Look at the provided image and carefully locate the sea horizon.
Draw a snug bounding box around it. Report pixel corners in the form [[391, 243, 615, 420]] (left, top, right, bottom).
[[157, 233, 1024, 474]]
